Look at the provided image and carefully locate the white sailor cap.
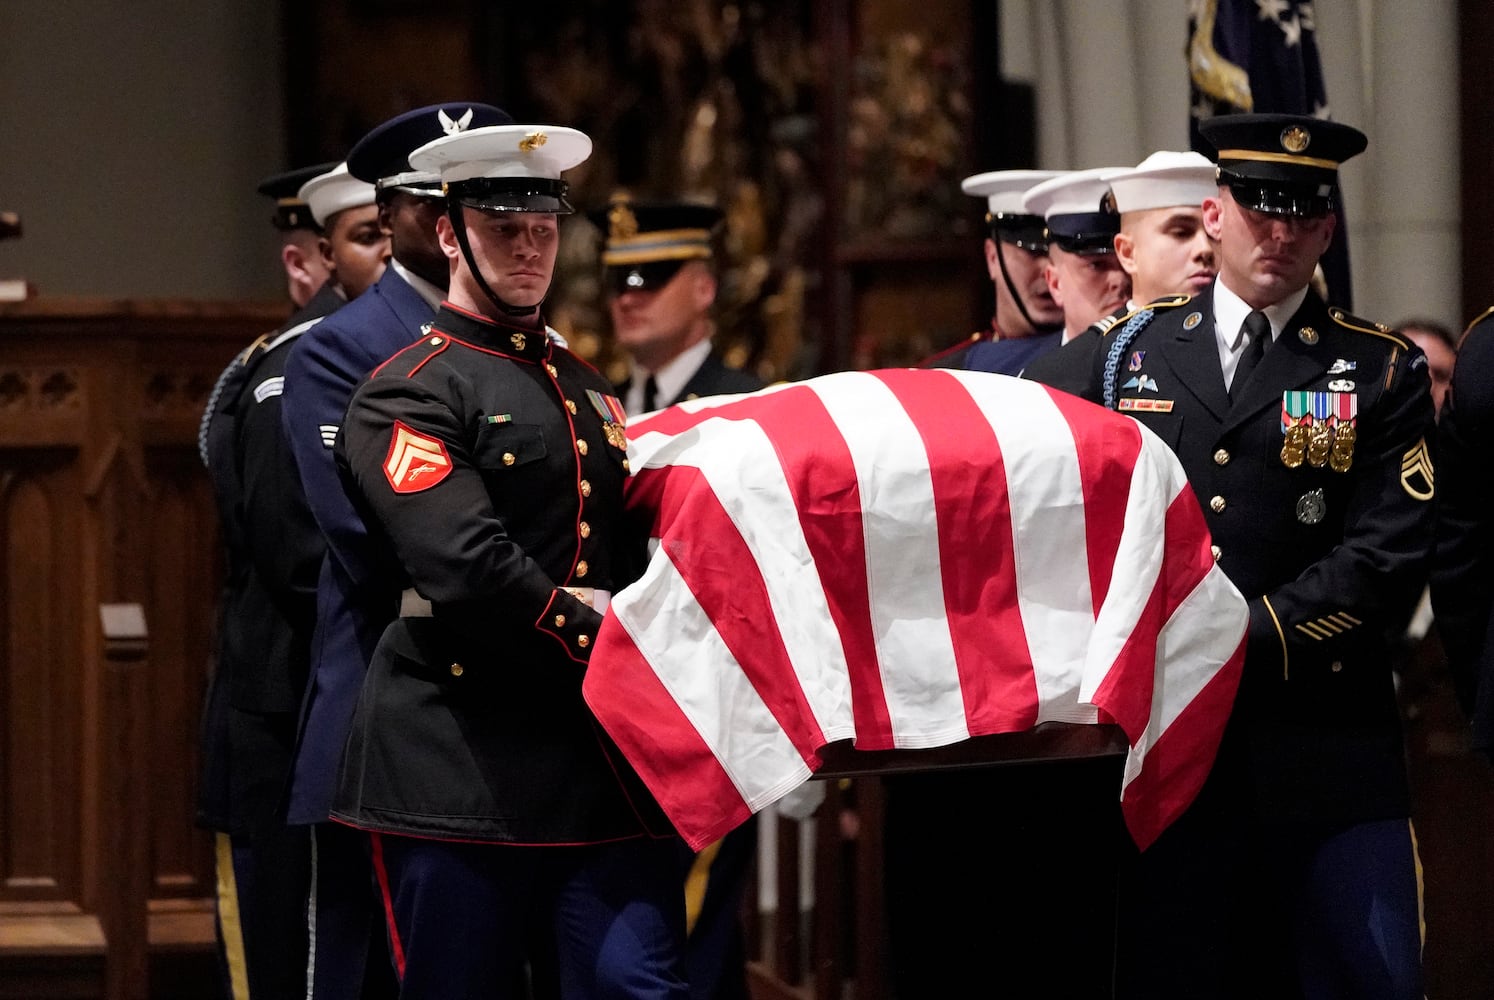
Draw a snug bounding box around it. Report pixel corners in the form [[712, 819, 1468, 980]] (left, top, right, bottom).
[[297, 162, 378, 228], [1102, 151, 1216, 214], [1021, 167, 1123, 254], [407, 124, 592, 214]]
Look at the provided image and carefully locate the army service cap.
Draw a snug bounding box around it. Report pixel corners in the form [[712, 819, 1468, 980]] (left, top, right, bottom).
[[1022, 167, 1123, 255], [257, 162, 337, 232], [1102, 151, 1217, 215], [1198, 113, 1367, 218], [960, 169, 1064, 251], [588, 196, 723, 294], [347, 102, 514, 194], [298, 162, 378, 229], [407, 124, 591, 215]]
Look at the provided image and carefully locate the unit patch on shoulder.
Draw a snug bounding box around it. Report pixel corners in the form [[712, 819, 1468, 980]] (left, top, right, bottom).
[[384, 420, 452, 494], [1400, 437, 1434, 501]]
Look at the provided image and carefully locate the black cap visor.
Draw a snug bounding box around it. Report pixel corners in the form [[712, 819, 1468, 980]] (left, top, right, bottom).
[[450, 177, 573, 215], [989, 213, 1049, 253], [606, 260, 687, 295], [1224, 173, 1334, 219]]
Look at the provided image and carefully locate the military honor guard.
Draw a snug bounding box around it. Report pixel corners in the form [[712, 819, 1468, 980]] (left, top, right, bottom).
[[919, 169, 1066, 373], [595, 196, 763, 417], [280, 101, 512, 1000], [194, 162, 376, 1000], [1020, 165, 1131, 344], [298, 161, 390, 301], [1083, 113, 1434, 1000], [330, 120, 688, 1000], [1023, 149, 1218, 394], [257, 161, 336, 310], [1432, 306, 1494, 756]]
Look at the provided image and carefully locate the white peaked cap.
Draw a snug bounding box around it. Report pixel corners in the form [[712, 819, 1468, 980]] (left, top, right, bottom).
[[1021, 167, 1121, 221], [408, 125, 592, 184], [960, 169, 1065, 216], [298, 162, 377, 228], [1102, 150, 1218, 214]]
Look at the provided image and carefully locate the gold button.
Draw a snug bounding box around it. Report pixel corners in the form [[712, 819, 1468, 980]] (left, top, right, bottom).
[[429, 337, 443, 346], [576, 560, 589, 577], [580, 479, 591, 497], [1331, 660, 1343, 673], [622, 459, 630, 472], [546, 364, 558, 377], [579, 521, 590, 538], [503, 452, 516, 466], [1210, 544, 1221, 561], [1209, 495, 1226, 513], [554, 614, 566, 627], [449, 663, 464, 677], [1213, 449, 1230, 466], [577, 439, 589, 455], [577, 635, 590, 648], [566, 399, 577, 414]]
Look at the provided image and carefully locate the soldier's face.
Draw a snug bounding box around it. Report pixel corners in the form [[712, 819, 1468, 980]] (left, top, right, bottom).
[[986, 239, 1063, 334], [608, 261, 717, 371], [1044, 246, 1130, 331], [1204, 188, 1335, 310], [447, 208, 559, 310], [1115, 206, 1217, 304], [382, 192, 449, 289], [320, 203, 389, 300]]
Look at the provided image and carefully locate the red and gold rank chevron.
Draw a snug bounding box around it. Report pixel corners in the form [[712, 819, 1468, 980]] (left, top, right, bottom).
[[383, 420, 453, 494]]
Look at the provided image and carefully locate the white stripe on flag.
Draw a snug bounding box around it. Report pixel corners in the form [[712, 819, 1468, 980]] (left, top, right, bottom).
[[952, 372, 1100, 722], [812, 372, 966, 747], [611, 542, 812, 811]]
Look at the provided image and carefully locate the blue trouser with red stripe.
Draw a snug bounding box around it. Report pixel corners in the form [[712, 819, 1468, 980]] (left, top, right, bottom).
[[370, 832, 688, 1000]]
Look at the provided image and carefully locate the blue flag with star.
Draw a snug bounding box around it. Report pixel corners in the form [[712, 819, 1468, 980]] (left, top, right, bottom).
[[1188, 0, 1353, 309]]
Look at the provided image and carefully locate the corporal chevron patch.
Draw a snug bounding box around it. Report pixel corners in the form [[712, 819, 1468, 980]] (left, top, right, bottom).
[[384, 421, 452, 494]]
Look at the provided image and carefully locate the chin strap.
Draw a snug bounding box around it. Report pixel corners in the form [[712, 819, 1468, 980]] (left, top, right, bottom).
[[445, 202, 541, 318], [994, 237, 1041, 335]]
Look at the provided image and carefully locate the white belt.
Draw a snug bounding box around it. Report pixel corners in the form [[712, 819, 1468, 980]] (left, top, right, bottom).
[[399, 587, 611, 617]]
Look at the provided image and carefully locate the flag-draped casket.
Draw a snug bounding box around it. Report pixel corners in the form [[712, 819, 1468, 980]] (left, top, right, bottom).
[[582, 368, 1247, 851]]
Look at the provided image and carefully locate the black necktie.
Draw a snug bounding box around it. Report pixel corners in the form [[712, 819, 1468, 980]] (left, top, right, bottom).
[[1231, 310, 1271, 401], [642, 374, 659, 414]]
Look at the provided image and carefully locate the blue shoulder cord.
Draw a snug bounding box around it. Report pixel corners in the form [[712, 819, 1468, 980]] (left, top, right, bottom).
[[1102, 309, 1156, 411]]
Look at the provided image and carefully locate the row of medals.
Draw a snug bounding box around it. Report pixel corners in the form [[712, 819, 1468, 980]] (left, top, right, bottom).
[[1282, 419, 1355, 472]]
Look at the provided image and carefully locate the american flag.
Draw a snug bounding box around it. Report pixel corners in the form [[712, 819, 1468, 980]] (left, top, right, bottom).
[[583, 369, 1247, 851], [1188, 0, 1354, 307]]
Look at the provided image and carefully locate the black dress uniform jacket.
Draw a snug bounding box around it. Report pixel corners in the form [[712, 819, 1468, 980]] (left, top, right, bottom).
[[1432, 308, 1494, 754], [197, 283, 342, 836], [1082, 287, 1436, 826], [619, 353, 764, 411], [331, 303, 671, 844]]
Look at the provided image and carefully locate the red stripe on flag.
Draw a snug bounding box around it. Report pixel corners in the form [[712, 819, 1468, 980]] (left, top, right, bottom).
[[742, 384, 895, 746], [1045, 388, 1141, 619], [632, 462, 829, 764], [1119, 644, 1244, 850], [587, 614, 753, 850], [874, 368, 1039, 733]]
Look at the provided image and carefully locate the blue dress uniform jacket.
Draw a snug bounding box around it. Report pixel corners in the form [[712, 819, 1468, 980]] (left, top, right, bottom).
[[919, 325, 1061, 376], [198, 282, 342, 836], [281, 267, 435, 826], [1083, 287, 1436, 826], [331, 303, 671, 843], [1432, 308, 1494, 754]]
